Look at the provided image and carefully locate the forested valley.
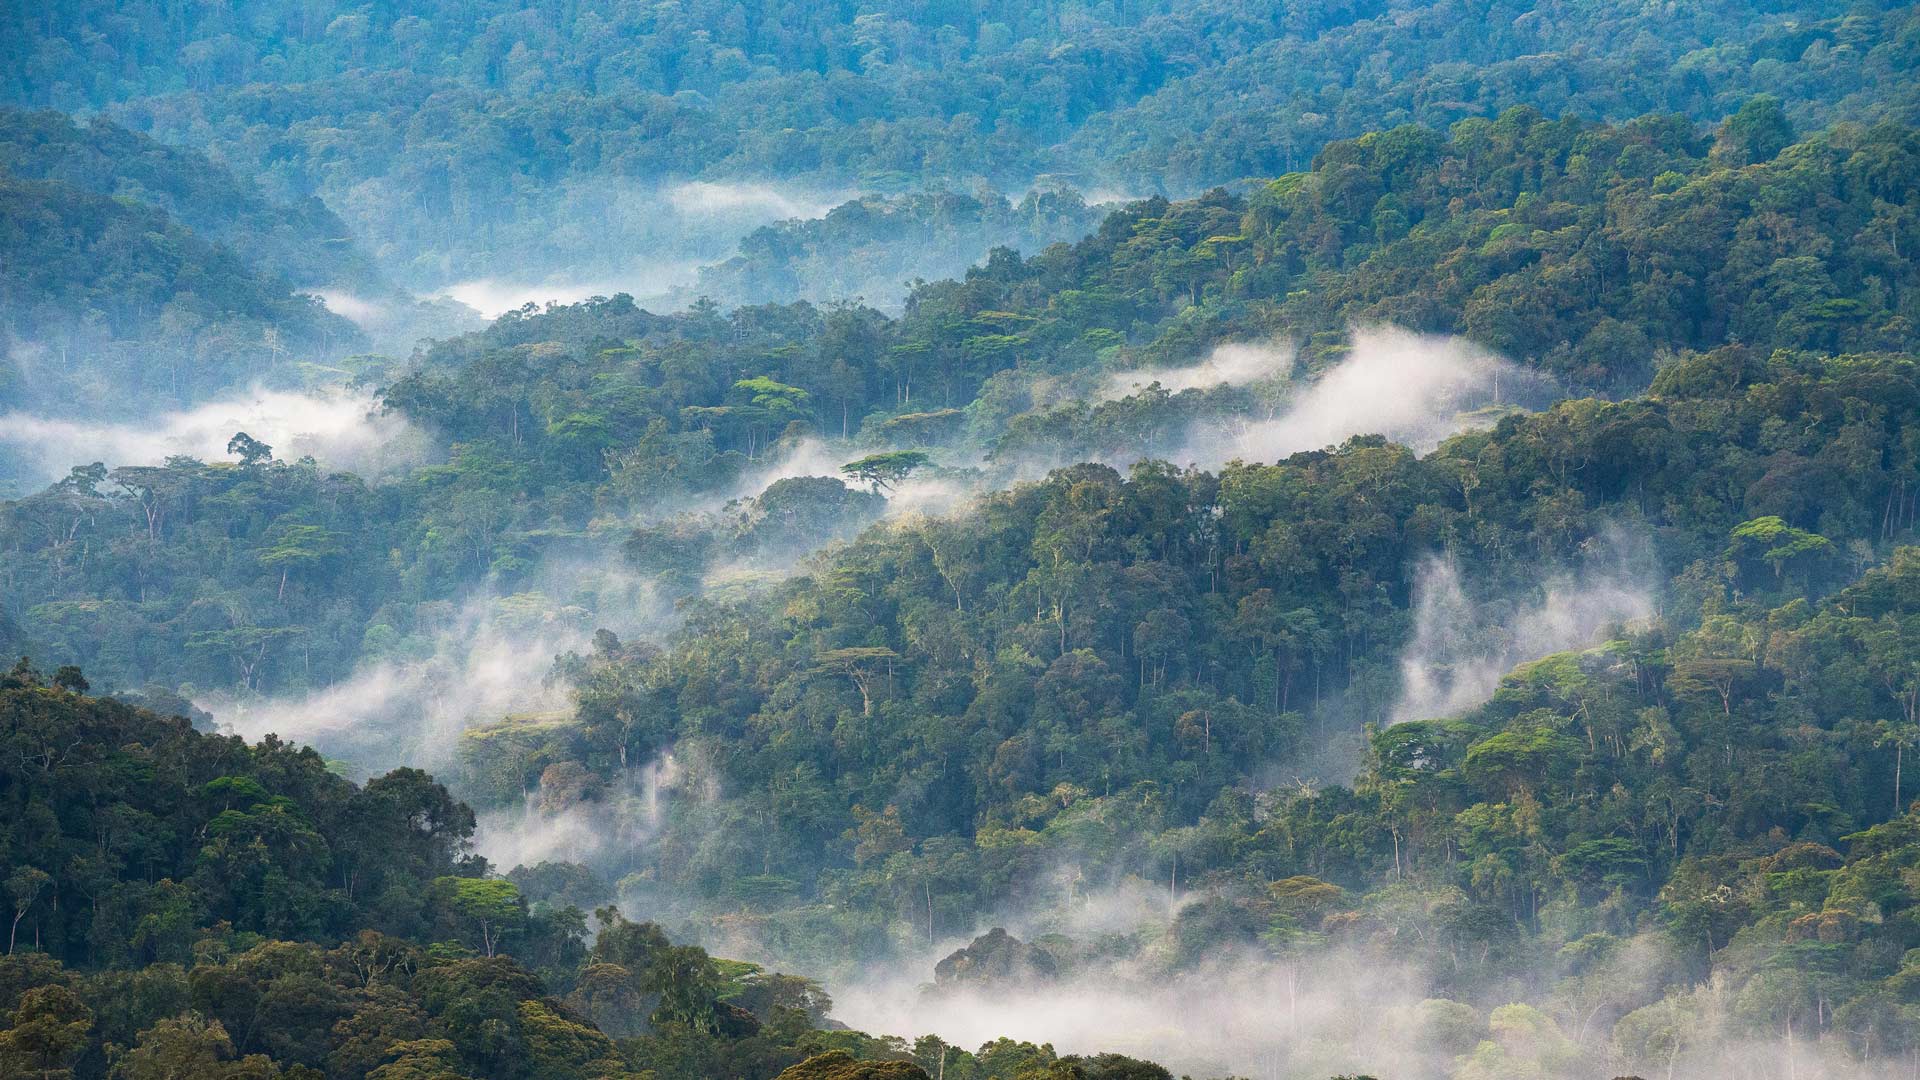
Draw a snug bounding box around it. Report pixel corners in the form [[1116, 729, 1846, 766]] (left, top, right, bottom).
[[4, 3, 1920, 1079]]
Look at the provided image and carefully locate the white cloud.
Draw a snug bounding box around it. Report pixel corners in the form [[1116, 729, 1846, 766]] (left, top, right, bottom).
[[0, 386, 431, 484], [1102, 339, 1296, 400], [666, 180, 847, 220], [1392, 534, 1658, 726], [1181, 326, 1540, 467]]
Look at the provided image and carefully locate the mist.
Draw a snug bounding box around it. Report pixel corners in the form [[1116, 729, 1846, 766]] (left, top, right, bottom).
[[1392, 532, 1659, 726], [439, 267, 704, 319], [811, 864, 1906, 1080], [420, 178, 855, 316], [996, 326, 1557, 481], [686, 436, 982, 527], [202, 592, 581, 772], [0, 386, 432, 486], [833, 946, 1446, 1079], [666, 180, 847, 220], [1177, 326, 1551, 468], [311, 289, 486, 350], [1102, 339, 1297, 400], [827, 937, 1908, 1080], [473, 750, 690, 873], [200, 554, 672, 776]]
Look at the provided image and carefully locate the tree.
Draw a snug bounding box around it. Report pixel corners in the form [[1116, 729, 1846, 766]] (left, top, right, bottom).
[[1715, 95, 1794, 166], [365, 1038, 468, 1080], [184, 626, 304, 691], [840, 451, 931, 494], [226, 432, 274, 469], [108, 465, 198, 542], [0, 984, 92, 1079], [108, 1012, 270, 1080], [363, 768, 477, 884], [433, 878, 524, 958], [257, 525, 344, 602], [813, 647, 900, 716], [7, 868, 50, 955], [731, 377, 812, 458], [0, 657, 42, 689], [639, 944, 722, 1033], [1874, 721, 1920, 819], [1728, 516, 1832, 587]]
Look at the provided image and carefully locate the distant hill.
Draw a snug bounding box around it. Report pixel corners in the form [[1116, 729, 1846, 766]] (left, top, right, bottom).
[[0, 170, 362, 413], [0, 106, 388, 291]]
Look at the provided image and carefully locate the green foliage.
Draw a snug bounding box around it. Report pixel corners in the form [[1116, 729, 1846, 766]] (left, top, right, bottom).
[[774, 1050, 928, 1080], [431, 879, 526, 959], [2, 22, 1920, 1070], [7, 0, 1914, 292], [0, 108, 385, 291], [0, 170, 359, 420], [840, 452, 930, 494], [0, 683, 477, 968], [10, 112, 1917, 695]]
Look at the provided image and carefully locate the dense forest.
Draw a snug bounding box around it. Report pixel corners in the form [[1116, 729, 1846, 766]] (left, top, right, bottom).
[[8, 0, 1914, 290], [0, 671, 1180, 1080], [5, 1, 1920, 1077], [7, 106, 1915, 693], [0, 106, 477, 467]]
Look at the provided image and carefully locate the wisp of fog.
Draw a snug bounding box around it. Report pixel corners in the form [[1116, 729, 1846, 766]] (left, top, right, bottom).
[[436, 179, 853, 317], [1176, 326, 1548, 468], [0, 387, 431, 486], [1101, 339, 1299, 400], [1392, 530, 1659, 725], [202, 555, 673, 778]]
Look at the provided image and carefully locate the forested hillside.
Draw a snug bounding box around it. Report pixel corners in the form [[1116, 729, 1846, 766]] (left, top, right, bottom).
[[8, 0, 1911, 291], [0, 670, 1174, 1080], [5, 1, 1920, 1074], [0, 106, 482, 494], [5, 109, 1913, 696], [0, 170, 361, 412], [0, 108, 386, 292], [689, 188, 1106, 311]]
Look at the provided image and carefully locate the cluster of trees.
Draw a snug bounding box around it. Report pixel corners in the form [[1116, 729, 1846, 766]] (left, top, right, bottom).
[[434, 354, 1920, 1073], [690, 187, 1106, 311], [930, 98, 1920, 412], [3, 107, 1915, 696], [0, 667, 1178, 1079], [0, 659, 484, 968], [1066, 1, 1920, 189], [7, 0, 1920, 1071], [379, 103, 1920, 472], [0, 106, 486, 445], [0, 169, 360, 417], [8, 76, 1911, 442], [1, 453, 409, 693], [487, 344, 1915, 894], [0, 108, 385, 292]]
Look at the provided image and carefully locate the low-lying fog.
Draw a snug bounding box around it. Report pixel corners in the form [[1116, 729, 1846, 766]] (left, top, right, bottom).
[[0, 386, 432, 487], [105, 320, 1902, 1080], [419, 179, 857, 316], [822, 929, 1899, 1080]]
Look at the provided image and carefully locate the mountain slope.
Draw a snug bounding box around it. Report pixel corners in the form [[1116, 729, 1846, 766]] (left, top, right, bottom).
[[0, 170, 361, 413], [0, 107, 388, 291]]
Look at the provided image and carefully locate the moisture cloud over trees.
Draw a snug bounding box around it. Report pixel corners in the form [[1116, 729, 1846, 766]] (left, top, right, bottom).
[[3, 3, 1920, 1079]]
